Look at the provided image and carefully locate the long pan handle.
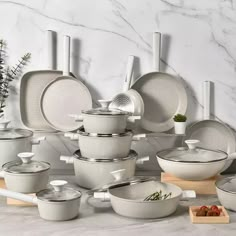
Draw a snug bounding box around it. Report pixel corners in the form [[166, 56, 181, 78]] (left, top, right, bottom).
[[0, 188, 38, 204], [47, 30, 54, 70], [63, 35, 70, 76], [123, 55, 135, 92], [153, 32, 161, 72], [203, 81, 211, 120]]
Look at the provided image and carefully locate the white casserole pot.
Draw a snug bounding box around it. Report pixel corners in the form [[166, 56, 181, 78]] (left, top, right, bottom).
[[0, 180, 81, 221], [60, 150, 149, 189], [65, 128, 146, 159], [70, 100, 140, 134], [0, 120, 45, 167], [156, 140, 236, 181], [216, 176, 236, 212], [0, 152, 50, 193]]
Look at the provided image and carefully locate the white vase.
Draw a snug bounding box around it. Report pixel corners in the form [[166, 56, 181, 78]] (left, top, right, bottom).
[[174, 121, 186, 134]]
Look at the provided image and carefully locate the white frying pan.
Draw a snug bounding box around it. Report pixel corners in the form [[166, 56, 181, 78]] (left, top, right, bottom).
[[184, 81, 235, 172], [131, 32, 187, 132], [40, 35, 92, 132]]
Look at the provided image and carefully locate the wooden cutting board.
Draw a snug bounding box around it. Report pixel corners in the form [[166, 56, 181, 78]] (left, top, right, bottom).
[[161, 173, 221, 194]]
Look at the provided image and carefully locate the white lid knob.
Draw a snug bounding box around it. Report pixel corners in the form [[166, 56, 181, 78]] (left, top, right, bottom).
[[185, 140, 200, 150], [0, 120, 11, 129], [50, 180, 68, 192], [98, 100, 112, 108], [17, 152, 34, 164]]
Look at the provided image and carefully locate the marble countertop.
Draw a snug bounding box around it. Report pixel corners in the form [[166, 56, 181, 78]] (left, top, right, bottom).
[[0, 175, 235, 236]]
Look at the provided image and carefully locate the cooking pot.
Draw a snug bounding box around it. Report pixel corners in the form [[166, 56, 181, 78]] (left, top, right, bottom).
[[156, 139, 236, 181], [60, 150, 149, 189], [0, 152, 50, 193], [69, 100, 140, 134], [0, 180, 81, 221], [65, 128, 146, 159], [0, 120, 45, 167], [93, 180, 196, 219], [216, 176, 236, 212]]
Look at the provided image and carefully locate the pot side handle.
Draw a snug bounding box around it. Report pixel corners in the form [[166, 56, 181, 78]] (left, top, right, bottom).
[[68, 114, 84, 122], [227, 152, 236, 160], [60, 155, 74, 164], [93, 192, 110, 202], [136, 156, 150, 165], [0, 170, 4, 178], [127, 116, 141, 123], [64, 132, 79, 140], [181, 190, 196, 200], [0, 188, 38, 204], [31, 136, 46, 145]]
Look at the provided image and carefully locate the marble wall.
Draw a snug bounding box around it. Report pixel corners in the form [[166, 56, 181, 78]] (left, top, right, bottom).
[[1, 0, 236, 173]]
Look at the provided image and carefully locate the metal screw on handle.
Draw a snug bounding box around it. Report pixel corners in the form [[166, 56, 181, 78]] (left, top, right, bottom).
[[50, 180, 68, 192], [17, 152, 34, 164]]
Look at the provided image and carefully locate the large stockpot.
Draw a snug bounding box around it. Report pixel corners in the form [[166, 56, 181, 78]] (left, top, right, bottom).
[[156, 140, 236, 181], [64, 128, 146, 159], [0, 120, 45, 167], [60, 150, 149, 189], [70, 100, 140, 134], [0, 180, 81, 221], [0, 152, 50, 193], [216, 176, 236, 212], [93, 180, 196, 219]]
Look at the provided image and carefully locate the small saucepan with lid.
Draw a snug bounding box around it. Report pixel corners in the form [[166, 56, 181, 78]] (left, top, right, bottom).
[[0, 152, 50, 193], [0, 180, 82, 221], [156, 139, 236, 181], [69, 100, 140, 134]]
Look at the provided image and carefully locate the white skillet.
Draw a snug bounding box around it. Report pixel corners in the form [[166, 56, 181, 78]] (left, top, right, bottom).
[[131, 32, 187, 132], [40, 35, 92, 132]]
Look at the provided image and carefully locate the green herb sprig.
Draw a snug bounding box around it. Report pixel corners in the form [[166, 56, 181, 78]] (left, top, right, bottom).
[[144, 190, 172, 201], [173, 114, 187, 122]]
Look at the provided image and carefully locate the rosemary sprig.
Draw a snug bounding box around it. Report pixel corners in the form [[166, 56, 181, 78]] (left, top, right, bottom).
[[144, 190, 172, 201]]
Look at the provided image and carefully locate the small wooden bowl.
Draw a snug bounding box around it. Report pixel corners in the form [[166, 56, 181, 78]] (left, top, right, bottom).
[[189, 206, 230, 224]]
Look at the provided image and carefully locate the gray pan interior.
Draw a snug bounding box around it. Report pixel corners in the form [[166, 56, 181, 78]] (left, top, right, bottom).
[[184, 120, 236, 172]]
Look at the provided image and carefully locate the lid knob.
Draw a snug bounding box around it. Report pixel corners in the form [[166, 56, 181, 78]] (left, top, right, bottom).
[[185, 140, 200, 150], [17, 152, 34, 164], [98, 99, 111, 108], [0, 120, 10, 130], [110, 169, 126, 181], [50, 180, 68, 192]]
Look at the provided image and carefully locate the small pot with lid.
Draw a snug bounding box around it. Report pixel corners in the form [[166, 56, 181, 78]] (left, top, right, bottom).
[[0, 180, 82, 221], [70, 100, 140, 134], [156, 139, 236, 181], [0, 120, 45, 167], [0, 152, 50, 193], [60, 150, 149, 189]]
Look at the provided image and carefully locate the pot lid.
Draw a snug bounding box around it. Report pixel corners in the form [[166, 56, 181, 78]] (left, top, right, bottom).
[[82, 100, 129, 116], [36, 180, 82, 202], [216, 176, 236, 193], [157, 140, 227, 163], [2, 153, 50, 173], [74, 149, 137, 162], [0, 120, 33, 140]]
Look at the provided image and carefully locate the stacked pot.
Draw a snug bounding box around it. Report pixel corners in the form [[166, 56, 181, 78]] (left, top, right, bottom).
[[61, 100, 148, 189]]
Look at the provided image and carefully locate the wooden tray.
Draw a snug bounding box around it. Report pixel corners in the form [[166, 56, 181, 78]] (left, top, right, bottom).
[[189, 206, 230, 224], [161, 173, 221, 194]]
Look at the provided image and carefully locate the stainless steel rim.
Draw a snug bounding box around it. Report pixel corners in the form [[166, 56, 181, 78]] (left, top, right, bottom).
[[74, 149, 137, 162]]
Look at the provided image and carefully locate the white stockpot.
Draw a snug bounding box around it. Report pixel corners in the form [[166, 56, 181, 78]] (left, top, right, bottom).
[[0, 152, 50, 193], [65, 128, 146, 159], [60, 150, 149, 189], [0, 180, 81, 221], [156, 140, 236, 181], [70, 100, 140, 134], [0, 120, 45, 167]]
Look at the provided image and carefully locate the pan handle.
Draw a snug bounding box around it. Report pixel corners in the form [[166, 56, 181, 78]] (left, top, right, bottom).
[[123, 55, 135, 92], [93, 191, 110, 201], [64, 132, 79, 140], [0, 188, 38, 204], [203, 81, 211, 120], [63, 35, 70, 76], [47, 30, 54, 70], [31, 136, 46, 145], [181, 190, 196, 200], [153, 32, 161, 72]]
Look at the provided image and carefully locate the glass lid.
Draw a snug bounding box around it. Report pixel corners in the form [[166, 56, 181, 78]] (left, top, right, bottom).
[[82, 100, 129, 116], [216, 176, 236, 193], [3, 153, 50, 173], [0, 120, 33, 140], [37, 180, 82, 202], [157, 140, 227, 163]]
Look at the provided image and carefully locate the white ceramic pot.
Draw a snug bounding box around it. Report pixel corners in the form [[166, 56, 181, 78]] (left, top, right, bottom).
[[216, 177, 236, 212], [0, 152, 50, 193], [60, 150, 149, 189], [0, 121, 45, 167], [65, 129, 146, 159], [70, 100, 140, 134], [174, 121, 186, 134], [0, 180, 81, 221], [156, 140, 236, 181]]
